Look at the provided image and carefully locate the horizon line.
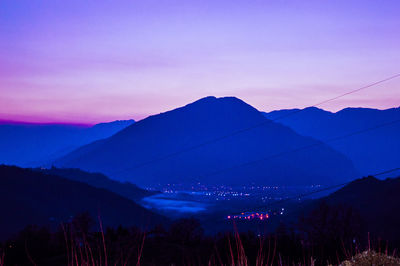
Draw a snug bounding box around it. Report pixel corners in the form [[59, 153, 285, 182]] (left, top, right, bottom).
[[1, 102, 399, 126]]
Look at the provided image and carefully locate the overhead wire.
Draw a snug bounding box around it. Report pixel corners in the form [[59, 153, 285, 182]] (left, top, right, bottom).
[[111, 73, 400, 175]]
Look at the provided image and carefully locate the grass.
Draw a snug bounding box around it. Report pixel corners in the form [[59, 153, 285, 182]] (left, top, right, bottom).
[[58, 216, 147, 266], [2, 232, 399, 266], [2, 218, 400, 265], [0, 251, 4, 266]]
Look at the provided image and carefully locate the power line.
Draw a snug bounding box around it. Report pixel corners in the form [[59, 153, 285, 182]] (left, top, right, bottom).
[[107, 116, 400, 207], [306, 73, 400, 108], [273, 166, 400, 206], [111, 73, 400, 175], [240, 166, 400, 213], [183, 117, 400, 182]]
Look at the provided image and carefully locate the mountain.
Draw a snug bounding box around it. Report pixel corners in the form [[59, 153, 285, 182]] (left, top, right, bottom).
[[309, 175, 400, 241], [55, 96, 357, 186], [263, 107, 400, 175], [36, 167, 155, 201], [0, 165, 165, 240], [0, 119, 135, 167]]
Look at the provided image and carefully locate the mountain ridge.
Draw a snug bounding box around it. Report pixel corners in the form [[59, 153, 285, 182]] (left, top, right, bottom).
[[263, 106, 400, 175], [0, 119, 135, 167]]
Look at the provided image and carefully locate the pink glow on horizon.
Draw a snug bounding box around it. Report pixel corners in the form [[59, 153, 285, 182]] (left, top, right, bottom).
[[1, 0, 399, 124]]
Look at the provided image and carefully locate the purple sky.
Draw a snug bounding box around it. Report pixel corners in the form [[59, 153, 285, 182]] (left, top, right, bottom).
[[1, 0, 399, 124]]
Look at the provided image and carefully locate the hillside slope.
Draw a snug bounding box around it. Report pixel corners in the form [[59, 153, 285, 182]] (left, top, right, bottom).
[[0, 165, 165, 240], [317, 175, 400, 241]]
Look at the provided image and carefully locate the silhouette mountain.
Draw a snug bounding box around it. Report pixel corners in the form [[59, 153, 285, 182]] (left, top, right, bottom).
[[264, 107, 400, 175], [55, 96, 357, 186], [36, 167, 155, 201], [0, 119, 135, 167], [301, 174, 400, 241], [0, 165, 165, 240]]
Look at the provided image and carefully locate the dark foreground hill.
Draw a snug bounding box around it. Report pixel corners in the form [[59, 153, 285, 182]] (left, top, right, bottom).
[[264, 107, 400, 175], [0, 165, 166, 240], [323, 175, 400, 241], [55, 96, 357, 186], [0, 119, 134, 167], [36, 167, 155, 201], [296, 174, 400, 242]]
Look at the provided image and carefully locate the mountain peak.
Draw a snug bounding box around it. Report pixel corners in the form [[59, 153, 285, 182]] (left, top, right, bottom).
[[133, 96, 263, 128], [303, 106, 332, 114], [192, 96, 217, 103], [187, 96, 252, 108]]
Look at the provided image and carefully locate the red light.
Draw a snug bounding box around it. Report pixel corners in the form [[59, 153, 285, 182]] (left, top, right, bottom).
[[227, 216, 231, 219]]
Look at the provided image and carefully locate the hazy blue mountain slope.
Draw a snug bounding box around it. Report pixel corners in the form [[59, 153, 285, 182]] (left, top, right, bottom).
[[264, 107, 400, 175], [0, 120, 134, 167], [37, 167, 155, 201], [56, 97, 357, 186]]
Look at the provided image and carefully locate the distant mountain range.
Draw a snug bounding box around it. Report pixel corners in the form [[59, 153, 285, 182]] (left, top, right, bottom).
[[264, 107, 400, 176], [55, 96, 357, 186], [2, 97, 397, 187], [0, 165, 165, 240], [0, 119, 134, 167]]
